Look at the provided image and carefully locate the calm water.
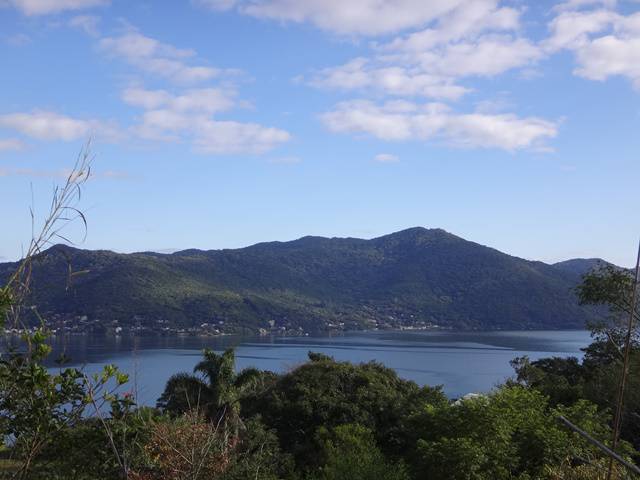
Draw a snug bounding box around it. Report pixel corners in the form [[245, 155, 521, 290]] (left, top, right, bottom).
[[40, 330, 591, 404]]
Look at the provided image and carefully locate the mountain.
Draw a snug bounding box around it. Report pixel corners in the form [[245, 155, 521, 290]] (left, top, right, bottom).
[[553, 258, 609, 277], [0, 228, 605, 333]]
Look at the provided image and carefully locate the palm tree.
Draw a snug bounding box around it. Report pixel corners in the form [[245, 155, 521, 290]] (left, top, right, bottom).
[[157, 348, 264, 434]]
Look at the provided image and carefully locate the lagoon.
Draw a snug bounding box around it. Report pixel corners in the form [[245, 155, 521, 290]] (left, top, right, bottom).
[[44, 329, 591, 405]]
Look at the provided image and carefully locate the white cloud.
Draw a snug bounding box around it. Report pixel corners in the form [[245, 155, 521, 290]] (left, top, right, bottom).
[[374, 153, 399, 163], [546, 8, 640, 88], [132, 108, 290, 154], [99, 25, 289, 155], [69, 14, 100, 36], [0, 138, 25, 151], [123, 86, 289, 154], [309, 35, 539, 100], [201, 0, 468, 36], [100, 31, 219, 83], [6, 0, 108, 15], [409, 36, 541, 78], [5, 33, 31, 46], [193, 120, 291, 154], [309, 58, 470, 100], [0, 111, 119, 141], [574, 35, 640, 86], [321, 100, 557, 151], [122, 87, 236, 113], [380, 0, 520, 51], [544, 9, 616, 52], [552, 0, 616, 13], [306, 1, 538, 100]]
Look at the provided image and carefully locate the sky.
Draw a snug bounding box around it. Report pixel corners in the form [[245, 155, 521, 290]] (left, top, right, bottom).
[[0, 0, 639, 266]]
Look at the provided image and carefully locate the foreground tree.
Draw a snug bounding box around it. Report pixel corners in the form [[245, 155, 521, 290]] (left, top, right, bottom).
[[157, 348, 270, 434], [309, 424, 409, 480], [513, 263, 640, 454], [244, 351, 447, 471], [409, 386, 618, 480], [0, 146, 139, 479]]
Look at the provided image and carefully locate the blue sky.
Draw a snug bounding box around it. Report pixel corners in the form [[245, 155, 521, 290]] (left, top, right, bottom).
[[1, 0, 639, 266]]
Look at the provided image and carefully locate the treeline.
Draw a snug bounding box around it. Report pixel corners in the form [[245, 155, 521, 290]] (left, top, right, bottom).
[[0, 339, 637, 479], [2, 259, 640, 480], [2, 265, 639, 479]]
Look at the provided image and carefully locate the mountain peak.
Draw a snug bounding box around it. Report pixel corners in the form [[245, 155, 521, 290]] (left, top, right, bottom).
[[0, 227, 603, 332], [373, 227, 459, 243], [553, 258, 608, 276]]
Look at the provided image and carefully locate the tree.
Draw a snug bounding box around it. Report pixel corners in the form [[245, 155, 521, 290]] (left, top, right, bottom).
[[309, 424, 409, 480], [577, 264, 639, 360], [244, 351, 447, 470], [157, 348, 267, 435], [409, 386, 614, 480], [0, 146, 137, 479], [513, 264, 640, 453]]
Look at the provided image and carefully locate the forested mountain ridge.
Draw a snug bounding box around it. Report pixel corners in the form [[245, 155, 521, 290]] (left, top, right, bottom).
[[552, 258, 611, 276], [0, 227, 607, 333]]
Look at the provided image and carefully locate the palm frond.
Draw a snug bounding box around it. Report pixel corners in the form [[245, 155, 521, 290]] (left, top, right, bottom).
[[157, 373, 212, 416]]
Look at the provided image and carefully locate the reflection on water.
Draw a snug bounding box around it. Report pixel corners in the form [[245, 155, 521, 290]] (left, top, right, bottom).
[[36, 330, 590, 404]]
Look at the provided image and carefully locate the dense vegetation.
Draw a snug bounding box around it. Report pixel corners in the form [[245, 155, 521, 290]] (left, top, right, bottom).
[[0, 229, 604, 333], [2, 343, 635, 479], [2, 259, 639, 478]]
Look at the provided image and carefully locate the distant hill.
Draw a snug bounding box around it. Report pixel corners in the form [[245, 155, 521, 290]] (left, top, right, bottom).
[[0, 227, 607, 333], [553, 258, 609, 277]]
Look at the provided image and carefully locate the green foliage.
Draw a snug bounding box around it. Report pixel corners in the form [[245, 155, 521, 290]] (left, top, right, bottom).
[[0, 287, 10, 328], [220, 417, 296, 480], [308, 424, 409, 480], [512, 346, 640, 452], [244, 351, 447, 469], [0, 335, 628, 480], [34, 408, 157, 480], [410, 386, 611, 480], [157, 348, 273, 432], [0, 328, 136, 479], [0, 228, 602, 332], [511, 356, 586, 407], [131, 411, 294, 480], [511, 264, 640, 455], [577, 264, 634, 315]]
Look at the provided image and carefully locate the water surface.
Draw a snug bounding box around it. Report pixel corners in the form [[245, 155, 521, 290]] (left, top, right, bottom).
[[42, 330, 591, 404]]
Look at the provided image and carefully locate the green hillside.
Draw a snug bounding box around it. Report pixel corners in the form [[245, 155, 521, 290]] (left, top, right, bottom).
[[0, 227, 602, 333]]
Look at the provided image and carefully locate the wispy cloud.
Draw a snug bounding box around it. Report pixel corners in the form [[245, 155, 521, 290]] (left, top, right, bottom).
[[6, 0, 109, 16], [0, 138, 25, 152], [5, 33, 31, 46], [100, 30, 221, 84], [322, 100, 558, 151], [0, 110, 121, 142], [69, 14, 101, 36], [123, 86, 289, 154], [99, 27, 291, 155], [374, 153, 399, 163], [122, 87, 236, 114], [197, 0, 470, 36], [305, 1, 537, 101], [0, 167, 130, 180]]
